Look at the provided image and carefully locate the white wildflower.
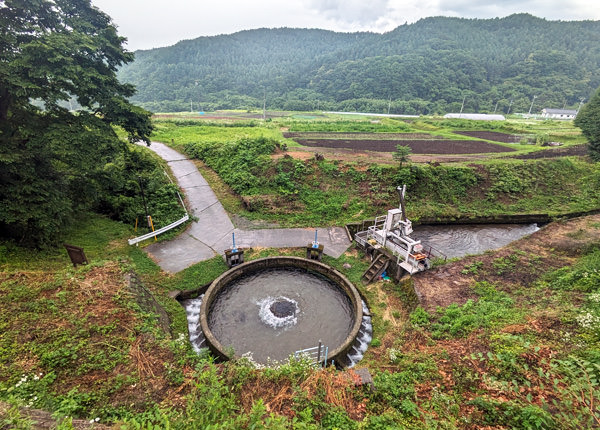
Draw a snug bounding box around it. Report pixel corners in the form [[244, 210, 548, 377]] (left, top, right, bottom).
[[589, 292, 600, 303], [389, 348, 401, 363], [576, 312, 600, 330]]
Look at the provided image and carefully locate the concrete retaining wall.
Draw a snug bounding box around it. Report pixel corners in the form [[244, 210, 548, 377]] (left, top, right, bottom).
[[199, 256, 363, 365], [346, 209, 600, 240]]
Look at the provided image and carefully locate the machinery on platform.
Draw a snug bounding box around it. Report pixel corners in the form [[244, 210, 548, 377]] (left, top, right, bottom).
[[355, 185, 441, 276]]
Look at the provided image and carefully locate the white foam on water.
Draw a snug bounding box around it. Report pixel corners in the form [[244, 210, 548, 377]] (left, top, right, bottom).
[[183, 295, 208, 353], [346, 300, 373, 368], [257, 296, 299, 329]]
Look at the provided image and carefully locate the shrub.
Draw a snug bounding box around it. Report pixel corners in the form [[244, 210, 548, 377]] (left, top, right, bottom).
[[409, 306, 431, 327]]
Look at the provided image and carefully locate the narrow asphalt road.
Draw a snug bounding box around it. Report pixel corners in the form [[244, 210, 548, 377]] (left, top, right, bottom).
[[140, 142, 351, 272]]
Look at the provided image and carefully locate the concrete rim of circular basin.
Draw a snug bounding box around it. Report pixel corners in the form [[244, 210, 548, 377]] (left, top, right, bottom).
[[199, 256, 364, 365]]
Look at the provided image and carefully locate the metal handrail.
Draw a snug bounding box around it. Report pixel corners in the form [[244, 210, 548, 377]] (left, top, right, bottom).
[[294, 342, 329, 367], [128, 214, 190, 245]]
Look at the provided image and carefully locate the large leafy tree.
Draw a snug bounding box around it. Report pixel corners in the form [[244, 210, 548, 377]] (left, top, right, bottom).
[[575, 87, 600, 161], [0, 0, 152, 245]]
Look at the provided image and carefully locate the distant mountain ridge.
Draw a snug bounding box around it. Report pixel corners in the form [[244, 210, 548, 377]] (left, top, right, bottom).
[[118, 14, 600, 114]]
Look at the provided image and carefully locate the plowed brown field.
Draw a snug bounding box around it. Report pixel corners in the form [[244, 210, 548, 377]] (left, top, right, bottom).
[[292, 138, 515, 154], [454, 130, 524, 143]]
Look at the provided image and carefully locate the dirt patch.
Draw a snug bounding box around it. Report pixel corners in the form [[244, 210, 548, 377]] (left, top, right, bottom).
[[512, 144, 588, 159], [272, 151, 316, 161], [0, 401, 112, 429], [0, 263, 192, 416], [412, 213, 600, 311], [241, 194, 306, 214], [273, 146, 497, 165], [240, 369, 368, 421], [291, 138, 515, 154], [454, 130, 525, 143], [367, 281, 405, 328]]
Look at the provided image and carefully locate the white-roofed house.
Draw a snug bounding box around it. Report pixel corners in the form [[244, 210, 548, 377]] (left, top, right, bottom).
[[541, 108, 578, 120]]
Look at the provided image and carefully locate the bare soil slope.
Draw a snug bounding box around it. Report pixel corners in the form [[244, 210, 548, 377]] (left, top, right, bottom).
[[413, 214, 600, 311]]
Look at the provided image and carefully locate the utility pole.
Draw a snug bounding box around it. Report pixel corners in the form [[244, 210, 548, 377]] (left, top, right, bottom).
[[528, 95, 538, 115], [577, 97, 585, 114], [262, 89, 266, 121], [195, 80, 200, 113], [137, 176, 150, 230]]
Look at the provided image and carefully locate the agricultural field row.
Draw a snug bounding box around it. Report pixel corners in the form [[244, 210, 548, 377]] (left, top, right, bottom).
[[283, 132, 440, 140], [291, 138, 515, 154]]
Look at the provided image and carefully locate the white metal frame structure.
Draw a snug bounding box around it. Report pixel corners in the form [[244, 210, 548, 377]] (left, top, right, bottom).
[[356, 185, 432, 275]]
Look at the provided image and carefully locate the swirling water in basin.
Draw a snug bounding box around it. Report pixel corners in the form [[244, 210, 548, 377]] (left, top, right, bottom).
[[207, 267, 355, 365]]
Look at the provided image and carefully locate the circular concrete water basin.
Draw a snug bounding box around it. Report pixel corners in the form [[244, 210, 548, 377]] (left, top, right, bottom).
[[199, 257, 364, 365]]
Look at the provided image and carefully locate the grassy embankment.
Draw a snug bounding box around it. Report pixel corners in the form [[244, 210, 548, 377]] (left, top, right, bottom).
[[151, 116, 598, 228]]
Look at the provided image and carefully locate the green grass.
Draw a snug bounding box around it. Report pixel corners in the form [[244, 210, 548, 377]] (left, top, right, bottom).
[[151, 120, 295, 149], [0, 214, 132, 271]]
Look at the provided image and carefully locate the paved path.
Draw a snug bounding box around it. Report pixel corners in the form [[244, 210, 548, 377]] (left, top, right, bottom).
[[142, 142, 351, 272]]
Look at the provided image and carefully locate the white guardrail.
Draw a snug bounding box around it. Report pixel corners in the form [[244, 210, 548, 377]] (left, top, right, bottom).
[[128, 214, 189, 245]]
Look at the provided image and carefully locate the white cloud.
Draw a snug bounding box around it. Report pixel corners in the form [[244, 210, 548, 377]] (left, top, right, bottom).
[[308, 0, 391, 26], [433, 0, 600, 21], [91, 0, 600, 51]]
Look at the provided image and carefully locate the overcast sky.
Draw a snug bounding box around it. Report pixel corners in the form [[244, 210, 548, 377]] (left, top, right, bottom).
[[91, 0, 600, 51]]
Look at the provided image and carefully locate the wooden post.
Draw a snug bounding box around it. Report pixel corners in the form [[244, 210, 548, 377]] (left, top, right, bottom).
[[317, 340, 322, 363]]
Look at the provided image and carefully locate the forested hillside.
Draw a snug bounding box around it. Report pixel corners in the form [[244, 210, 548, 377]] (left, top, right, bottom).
[[119, 14, 600, 114]]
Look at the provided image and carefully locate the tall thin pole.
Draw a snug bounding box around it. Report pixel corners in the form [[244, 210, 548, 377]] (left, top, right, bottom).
[[137, 176, 149, 229], [528, 95, 537, 115], [506, 99, 513, 115], [317, 340, 322, 363], [263, 89, 266, 121], [493, 101, 499, 114], [577, 98, 585, 115]]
